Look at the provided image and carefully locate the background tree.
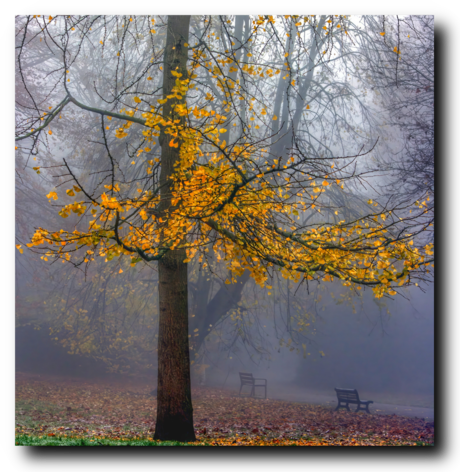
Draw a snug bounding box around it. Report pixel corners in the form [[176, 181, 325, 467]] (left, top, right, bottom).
[[358, 15, 434, 237]]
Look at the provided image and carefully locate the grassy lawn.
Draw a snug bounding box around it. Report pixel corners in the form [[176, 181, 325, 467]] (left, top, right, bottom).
[[15, 433, 433, 447], [15, 372, 434, 447], [15, 434, 202, 446]]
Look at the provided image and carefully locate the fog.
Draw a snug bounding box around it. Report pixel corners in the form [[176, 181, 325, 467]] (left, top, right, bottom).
[[15, 14, 434, 431], [199, 283, 433, 402], [16, 245, 434, 409]]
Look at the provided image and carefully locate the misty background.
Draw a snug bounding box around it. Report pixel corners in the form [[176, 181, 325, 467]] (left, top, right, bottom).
[[15, 14, 434, 410]]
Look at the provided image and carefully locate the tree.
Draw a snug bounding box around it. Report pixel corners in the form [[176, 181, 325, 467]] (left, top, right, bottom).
[[16, 15, 433, 441], [358, 15, 434, 235]]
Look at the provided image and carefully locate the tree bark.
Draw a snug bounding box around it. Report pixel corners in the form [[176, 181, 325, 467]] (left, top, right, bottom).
[[154, 15, 196, 442]]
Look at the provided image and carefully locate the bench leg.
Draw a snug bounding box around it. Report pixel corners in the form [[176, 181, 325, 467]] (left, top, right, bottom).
[[356, 403, 371, 414]]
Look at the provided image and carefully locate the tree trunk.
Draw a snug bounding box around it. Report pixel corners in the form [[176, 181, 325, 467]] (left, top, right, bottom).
[[154, 15, 196, 442], [190, 269, 250, 355]]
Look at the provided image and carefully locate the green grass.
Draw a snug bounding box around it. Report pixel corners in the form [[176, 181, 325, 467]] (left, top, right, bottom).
[[15, 434, 206, 447], [16, 399, 61, 426]]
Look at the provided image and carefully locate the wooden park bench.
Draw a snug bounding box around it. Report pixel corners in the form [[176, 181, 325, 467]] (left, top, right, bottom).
[[239, 372, 267, 399], [334, 388, 373, 413]]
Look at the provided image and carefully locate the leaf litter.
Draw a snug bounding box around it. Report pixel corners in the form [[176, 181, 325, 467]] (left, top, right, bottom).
[[16, 372, 434, 446]]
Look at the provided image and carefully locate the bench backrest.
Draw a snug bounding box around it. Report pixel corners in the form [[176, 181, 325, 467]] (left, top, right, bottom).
[[239, 372, 254, 385], [335, 388, 360, 402]]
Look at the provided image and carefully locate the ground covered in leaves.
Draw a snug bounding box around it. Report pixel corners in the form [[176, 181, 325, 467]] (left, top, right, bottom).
[[15, 372, 434, 446]]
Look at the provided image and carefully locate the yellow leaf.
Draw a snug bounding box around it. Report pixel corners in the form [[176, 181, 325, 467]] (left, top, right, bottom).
[[284, 52, 289, 57], [48, 130, 52, 135], [380, 32, 385, 36], [119, 268, 123, 274], [219, 129, 227, 133], [273, 115, 277, 120], [134, 96, 141, 103], [66, 189, 75, 197], [306, 104, 310, 110], [73, 186, 82, 192]]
